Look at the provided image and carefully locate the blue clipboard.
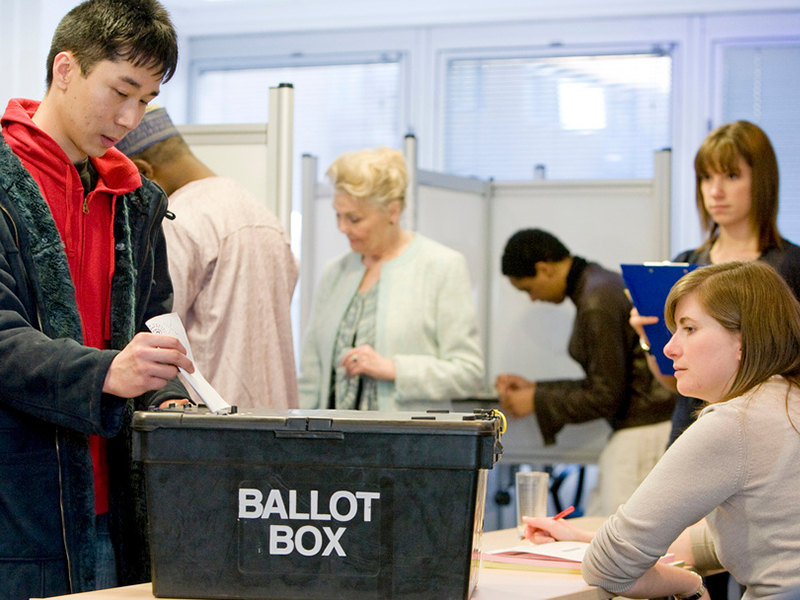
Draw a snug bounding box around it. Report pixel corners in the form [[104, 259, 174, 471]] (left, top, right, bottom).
[[621, 262, 699, 375]]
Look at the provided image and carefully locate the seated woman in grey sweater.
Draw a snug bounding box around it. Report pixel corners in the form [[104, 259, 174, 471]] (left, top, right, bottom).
[[524, 260, 800, 600]]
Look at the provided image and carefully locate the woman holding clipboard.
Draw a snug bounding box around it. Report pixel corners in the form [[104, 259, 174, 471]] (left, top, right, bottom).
[[633, 121, 800, 444], [631, 122, 800, 600]]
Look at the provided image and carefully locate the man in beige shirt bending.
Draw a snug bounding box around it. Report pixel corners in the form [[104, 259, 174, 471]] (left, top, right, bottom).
[[118, 107, 299, 409]]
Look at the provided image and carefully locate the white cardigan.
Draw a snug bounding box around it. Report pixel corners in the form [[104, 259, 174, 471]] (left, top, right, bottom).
[[298, 234, 485, 411]]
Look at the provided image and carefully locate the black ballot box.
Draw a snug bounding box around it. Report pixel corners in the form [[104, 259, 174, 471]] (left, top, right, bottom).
[[132, 408, 504, 600]]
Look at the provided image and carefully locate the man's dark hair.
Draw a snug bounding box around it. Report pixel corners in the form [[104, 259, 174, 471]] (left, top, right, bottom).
[[501, 229, 571, 278], [45, 0, 178, 88]]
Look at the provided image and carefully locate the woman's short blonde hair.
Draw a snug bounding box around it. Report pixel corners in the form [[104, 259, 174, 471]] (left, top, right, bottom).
[[326, 147, 407, 211], [665, 261, 800, 401]]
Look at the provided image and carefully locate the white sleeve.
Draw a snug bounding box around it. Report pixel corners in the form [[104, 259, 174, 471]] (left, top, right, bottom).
[[393, 252, 484, 402]]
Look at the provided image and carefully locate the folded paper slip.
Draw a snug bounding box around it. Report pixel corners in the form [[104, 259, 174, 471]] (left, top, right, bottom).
[[483, 543, 677, 574], [145, 312, 232, 414], [487, 541, 589, 562]]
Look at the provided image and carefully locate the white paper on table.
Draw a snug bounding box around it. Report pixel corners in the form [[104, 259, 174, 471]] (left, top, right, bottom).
[[487, 541, 589, 562], [145, 313, 232, 414]]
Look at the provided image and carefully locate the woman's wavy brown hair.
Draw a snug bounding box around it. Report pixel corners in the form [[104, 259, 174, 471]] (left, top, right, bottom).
[[665, 261, 800, 401]]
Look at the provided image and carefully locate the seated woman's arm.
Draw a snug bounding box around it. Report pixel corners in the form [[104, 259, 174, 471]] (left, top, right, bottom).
[[527, 408, 738, 599], [617, 524, 716, 598], [617, 562, 708, 599], [581, 407, 742, 598], [523, 516, 707, 569]]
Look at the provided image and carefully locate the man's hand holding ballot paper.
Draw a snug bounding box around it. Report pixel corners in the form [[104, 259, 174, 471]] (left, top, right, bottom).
[[102, 331, 194, 399], [147, 313, 233, 413]]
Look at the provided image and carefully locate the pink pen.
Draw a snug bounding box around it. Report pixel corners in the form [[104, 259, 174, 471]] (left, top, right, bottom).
[[553, 505, 575, 520], [520, 505, 576, 540]]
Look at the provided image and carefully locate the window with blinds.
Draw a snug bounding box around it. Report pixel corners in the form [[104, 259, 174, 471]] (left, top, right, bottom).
[[444, 52, 672, 181], [194, 60, 402, 183], [719, 43, 800, 243]]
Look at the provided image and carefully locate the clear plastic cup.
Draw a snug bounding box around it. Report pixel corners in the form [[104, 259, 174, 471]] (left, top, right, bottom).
[[515, 471, 549, 536]]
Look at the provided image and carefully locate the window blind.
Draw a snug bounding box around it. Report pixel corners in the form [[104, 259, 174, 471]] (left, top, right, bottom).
[[195, 61, 402, 183], [721, 44, 800, 243], [444, 53, 672, 181]]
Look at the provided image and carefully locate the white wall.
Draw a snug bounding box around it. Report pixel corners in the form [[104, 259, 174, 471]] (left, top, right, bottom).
[[165, 5, 800, 257], [4, 0, 800, 255]]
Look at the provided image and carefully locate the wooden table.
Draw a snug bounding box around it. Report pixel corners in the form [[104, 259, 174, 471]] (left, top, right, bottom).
[[51, 521, 610, 600], [475, 522, 611, 600]]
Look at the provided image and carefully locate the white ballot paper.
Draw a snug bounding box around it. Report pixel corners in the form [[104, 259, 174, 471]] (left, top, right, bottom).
[[146, 313, 232, 414], [488, 541, 589, 562]]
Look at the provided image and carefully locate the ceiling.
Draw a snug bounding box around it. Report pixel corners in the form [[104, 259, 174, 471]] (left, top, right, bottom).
[[156, 0, 800, 37]]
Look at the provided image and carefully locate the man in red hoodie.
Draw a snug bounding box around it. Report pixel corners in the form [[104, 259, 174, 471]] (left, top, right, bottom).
[[0, 1, 192, 598]]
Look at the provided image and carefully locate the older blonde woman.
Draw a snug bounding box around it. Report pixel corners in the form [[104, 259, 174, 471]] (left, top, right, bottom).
[[298, 147, 484, 410]]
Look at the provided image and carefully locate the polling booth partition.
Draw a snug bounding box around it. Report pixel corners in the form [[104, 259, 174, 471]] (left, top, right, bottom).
[[300, 138, 672, 529], [177, 82, 295, 236]]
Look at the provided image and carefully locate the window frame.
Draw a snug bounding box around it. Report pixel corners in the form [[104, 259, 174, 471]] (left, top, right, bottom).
[[437, 44, 675, 181], [710, 36, 800, 125], [186, 28, 418, 139], [709, 36, 800, 245], [173, 11, 800, 255]]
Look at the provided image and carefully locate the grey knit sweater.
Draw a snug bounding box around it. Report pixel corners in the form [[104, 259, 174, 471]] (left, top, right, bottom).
[[583, 376, 800, 599]]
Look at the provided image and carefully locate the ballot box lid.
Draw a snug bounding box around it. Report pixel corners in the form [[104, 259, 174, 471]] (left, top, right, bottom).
[[132, 407, 504, 471]]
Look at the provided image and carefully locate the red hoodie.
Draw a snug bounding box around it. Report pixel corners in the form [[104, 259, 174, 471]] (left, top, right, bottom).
[[2, 98, 142, 514]]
